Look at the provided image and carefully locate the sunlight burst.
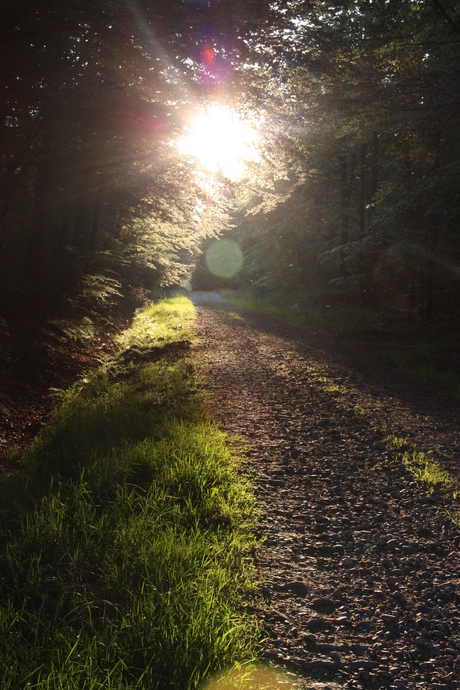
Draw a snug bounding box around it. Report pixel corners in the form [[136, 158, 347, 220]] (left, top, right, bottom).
[[179, 105, 260, 181]]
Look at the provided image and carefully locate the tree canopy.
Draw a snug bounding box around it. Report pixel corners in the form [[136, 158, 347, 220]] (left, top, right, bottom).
[[1, 0, 459, 324]]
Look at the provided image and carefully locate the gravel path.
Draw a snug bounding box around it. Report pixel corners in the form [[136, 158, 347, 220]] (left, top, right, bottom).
[[190, 295, 460, 690]]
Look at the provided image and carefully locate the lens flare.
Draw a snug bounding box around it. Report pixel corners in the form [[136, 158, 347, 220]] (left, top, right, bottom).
[[205, 239, 244, 278], [201, 664, 302, 690], [179, 105, 260, 181]]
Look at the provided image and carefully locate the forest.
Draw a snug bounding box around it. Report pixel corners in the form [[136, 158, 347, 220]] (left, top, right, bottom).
[[1, 3, 460, 689], [1, 0, 459, 327]]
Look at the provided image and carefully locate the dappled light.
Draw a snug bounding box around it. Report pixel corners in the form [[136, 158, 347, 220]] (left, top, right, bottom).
[[1, 1, 460, 688]]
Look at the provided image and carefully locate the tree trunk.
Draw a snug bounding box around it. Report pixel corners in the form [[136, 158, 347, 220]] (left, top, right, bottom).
[[359, 141, 367, 237], [25, 115, 53, 296], [338, 150, 355, 279], [371, 131, 379, 200], [423, 129, 441, 321]]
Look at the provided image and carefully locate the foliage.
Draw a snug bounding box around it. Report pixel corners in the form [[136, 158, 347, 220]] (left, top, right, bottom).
[[2, 0, 459, 325], [0, 1, 271, 317], [194, 0, 459, 327]]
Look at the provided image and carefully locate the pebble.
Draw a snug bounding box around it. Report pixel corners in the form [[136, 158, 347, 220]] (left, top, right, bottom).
[[312, 597, 336, 614], [307, 617, 331, 633], [286, 580, 309, 597], [195, 305, 460, 690], [342, 557, 354, 568]]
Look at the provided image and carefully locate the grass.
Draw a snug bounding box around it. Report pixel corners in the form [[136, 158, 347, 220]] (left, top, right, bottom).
[[115, 296, 195, 351], [218, 290, 329, 331], [317, 376, 350, 396], [0, 297, 259, 690], [202, 664, 301, 690], [225, 311, 246, 324], [382, 347, 460, 400], [386, 434, 459, 502], [402, 448, 459, 497], [217, 289, 382, 334]]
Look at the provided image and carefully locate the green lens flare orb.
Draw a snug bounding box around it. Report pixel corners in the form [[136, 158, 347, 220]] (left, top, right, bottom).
[[202, 664, 301, 690], [205, 239, 243, 279]]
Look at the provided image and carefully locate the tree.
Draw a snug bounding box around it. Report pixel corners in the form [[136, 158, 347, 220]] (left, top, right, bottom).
[[221, 0, 460, 323], [0, 0, 273, 317]]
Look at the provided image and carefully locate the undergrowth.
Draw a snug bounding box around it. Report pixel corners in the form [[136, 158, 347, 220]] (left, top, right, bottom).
[[382, 348, 460, 400], [0, 297, 259, 690]]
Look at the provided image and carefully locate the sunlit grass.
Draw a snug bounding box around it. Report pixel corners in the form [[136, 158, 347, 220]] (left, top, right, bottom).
[[0, 297, 259, 689], [317, 375, 350, 396], [385, 434, 414, 451], [225, 311, 247, 323], [386, 435, 459, 502], [115, 296, 195, 352], [402, 448, 459, 496], [203, 663, 302, 690]]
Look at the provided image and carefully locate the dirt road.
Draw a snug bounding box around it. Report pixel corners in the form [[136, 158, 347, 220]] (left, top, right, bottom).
[[190, 294, 460, 690]]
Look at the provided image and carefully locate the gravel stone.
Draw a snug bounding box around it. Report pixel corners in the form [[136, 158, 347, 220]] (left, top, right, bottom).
[[192, 297, 460, 690]]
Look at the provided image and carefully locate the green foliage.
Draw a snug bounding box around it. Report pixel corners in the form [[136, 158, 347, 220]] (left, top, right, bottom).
[[1, 1, 259, 314], [212, 0, 460, 323], [3, 0, 459, 324], [0, 298, 259, 689]]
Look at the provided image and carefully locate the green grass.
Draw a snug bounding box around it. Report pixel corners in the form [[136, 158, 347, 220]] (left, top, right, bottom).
[[115, 295, 195, 351], [218, 289, 381, 334], [385, 434, 414, 452], [317, 375, 350, 396], [218, 290, 329, 331], [402, 448, 459, 497], [386, 434, 459, 507], [0, 297, 259, 690], [202, 663, 301, 690], [382, 347, 460, 400]]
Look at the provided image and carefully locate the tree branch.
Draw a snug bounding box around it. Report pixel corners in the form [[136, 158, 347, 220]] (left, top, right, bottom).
[[430, 0, 460, 34]]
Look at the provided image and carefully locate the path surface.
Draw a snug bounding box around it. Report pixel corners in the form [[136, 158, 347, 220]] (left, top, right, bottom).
[[190, 294, 460, 690]]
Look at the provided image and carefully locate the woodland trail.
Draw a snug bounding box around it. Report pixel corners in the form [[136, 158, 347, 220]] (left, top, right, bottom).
[[190, 293, 460, 690]]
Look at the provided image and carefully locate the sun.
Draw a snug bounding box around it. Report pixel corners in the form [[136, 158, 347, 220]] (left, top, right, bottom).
[[179, 105, 260, 181]]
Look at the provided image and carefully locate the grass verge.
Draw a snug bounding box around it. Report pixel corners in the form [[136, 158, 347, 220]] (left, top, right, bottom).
[[0, 297, 259, 690], [381, 347, 460, 400], [217, 289, 382, 334]]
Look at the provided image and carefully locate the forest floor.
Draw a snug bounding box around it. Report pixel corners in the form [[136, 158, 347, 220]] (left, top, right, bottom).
[[190, 291, 460, 690], [1, 292, 460, 689], [0, 308, 136, 464]]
